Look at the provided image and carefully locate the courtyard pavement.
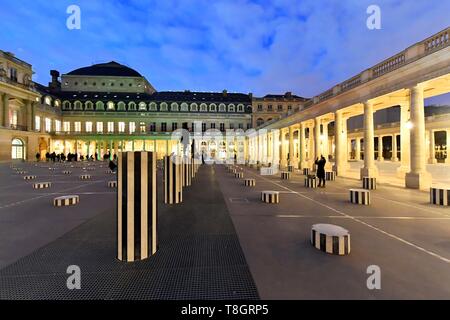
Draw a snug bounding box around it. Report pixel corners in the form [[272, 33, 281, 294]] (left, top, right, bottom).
[[0, 160, 449, 299]]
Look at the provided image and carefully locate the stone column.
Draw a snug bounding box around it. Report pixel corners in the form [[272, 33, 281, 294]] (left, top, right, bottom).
[[280, 129, 287, 167], [288, 126, 294, 167], [397, 103, 410, 178], [392, 134, 398, 161], [378, 136, 384, 161], [314, 118, 321, 161], [272, 129, 280, 169], [360, 101, 378, 179], [322, 121, 329, 160], [405, 85, 431, 189], [300, 122, 307, 169], [26, 100, 32, 131], [2, 94, 9, 127], [334, 111, 348, 176], [428, 129, 436, 164]]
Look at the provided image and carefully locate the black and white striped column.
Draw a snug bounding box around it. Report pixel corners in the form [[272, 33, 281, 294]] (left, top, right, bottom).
[[303, 168, 310, 176], [164, 155, 183, 204], [117, 151, 158, 262], [325, 171, 336, 181], [350, 189, 371, 205], [287, 165, 294, 172], [261, 191, 280, 203], [430, 186, 450, 206], [244, 178, 255, 186], [235, 172, 243, 179], [362, 177, 376, 190], [305, 176, 317, 188], [281, 171, 291, 180], [182, 157, 192, 187], [311, 224, 350, 255]]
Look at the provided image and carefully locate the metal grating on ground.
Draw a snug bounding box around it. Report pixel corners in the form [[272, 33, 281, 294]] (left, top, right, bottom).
[[0, 165, 259, 300]]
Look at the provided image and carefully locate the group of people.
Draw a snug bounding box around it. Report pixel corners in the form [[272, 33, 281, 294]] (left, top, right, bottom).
[[36, 151, 116, 164]]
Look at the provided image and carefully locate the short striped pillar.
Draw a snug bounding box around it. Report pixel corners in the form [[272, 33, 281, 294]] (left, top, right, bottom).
[[244, 178, 255, 186], [108, 181, 117, 188], [235, 172, 243, 179], [311, 224, 350, 255], [182, 157, 192, 187], [62, 170, 72, 175], [80, 174, 91, 180], [164, 155, 183, 204], [231, 168, 237, 174], [23, 175, 36, 180], [303, 168, 310, 176], [430, 186, 450, 206], [305, 176, 317, 188], [53, 195, 79, 207], [117, 151, 158, 262], [350, 189, 371, 205], [281, 171, 291, 180], [287, 165, 294, 172], [191, 156, 196, 179], [362, 177, 376, 190], [33, 182, 51, 189], [325, 171, 336, 181], [16, 170, 27, 174], [261, 191, 280, 203]]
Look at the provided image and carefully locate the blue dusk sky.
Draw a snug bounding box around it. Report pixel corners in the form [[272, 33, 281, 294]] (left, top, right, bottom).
[[0, 0, 449, 103]]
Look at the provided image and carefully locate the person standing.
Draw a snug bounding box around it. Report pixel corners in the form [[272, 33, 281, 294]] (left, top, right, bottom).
[[315, 155, 327, 187]]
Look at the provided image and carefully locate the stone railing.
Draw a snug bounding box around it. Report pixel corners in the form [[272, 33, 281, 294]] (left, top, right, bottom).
[[303, 27, 450, 109]]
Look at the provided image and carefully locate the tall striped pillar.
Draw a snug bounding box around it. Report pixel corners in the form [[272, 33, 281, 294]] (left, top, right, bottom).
[[164, 155, 183, 204], [117, 151, 157, 262], [182, 156, 192, 187]]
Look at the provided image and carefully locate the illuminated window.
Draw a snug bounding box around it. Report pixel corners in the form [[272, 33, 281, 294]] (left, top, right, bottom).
[[107, 122, 114, 133], [35, 116, 41, 131], [63, 121, 70, 133], [140, 122, 146, 133], [129, 122, 136, 133], [45, 97, 51, 105], [55, 120, 61, 132], [118, 122, 125, 133], [11, 110, 18, 126], [96, 122, 103, 133], [138, 102, 147, 111], [74, 121, 81, 132], [107, 101, 115, 110], [85, 121, 93, 132], [45, 118, 51, 132]]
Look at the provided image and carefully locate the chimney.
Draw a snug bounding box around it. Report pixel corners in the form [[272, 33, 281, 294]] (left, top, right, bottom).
[[222, 89, 227, 97], [285, 91, 292, 98], [49, 70, 61, 91], [248, 92, 253, 100]]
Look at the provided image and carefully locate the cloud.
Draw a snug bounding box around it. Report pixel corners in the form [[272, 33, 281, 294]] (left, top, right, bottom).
[[0, 0, 449, 98]]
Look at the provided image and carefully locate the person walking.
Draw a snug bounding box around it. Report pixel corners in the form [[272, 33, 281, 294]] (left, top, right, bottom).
[[315, 155, 327, 187]]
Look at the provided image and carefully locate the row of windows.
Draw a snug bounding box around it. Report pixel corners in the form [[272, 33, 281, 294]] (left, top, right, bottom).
[[256, 104, 294, 112], [57, 121, 251, 134], [62, 100, 248, 113], [34, 116, 61, 132], [64, 81, 145, 89]]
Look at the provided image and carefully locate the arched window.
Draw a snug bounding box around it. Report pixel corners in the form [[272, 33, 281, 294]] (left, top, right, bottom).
[[171, 103, 179, 111], [190, 103, 198, 112], [160, 102, 168, 111], [85, 101, 94, 110], [96, 101, 105, 110], [117, 101, 126, 111], [139, 102, 147, 111], [128, 101, 136, 111], [200, 103, 207, 112], [228, 104, 235, 112], [209, 104, 217, 112], [74, 101, 83, 110], [107, 101, 115, 110], [44, 96, 51, 105], [62, 101, 71, 110], [237, 104, 244, 112], [149, 102, 157, 111], [218, 103, 226, 112], [256, 118, 264, 127], [180, 103, 188, 111], [11, 138, 25, 160]]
